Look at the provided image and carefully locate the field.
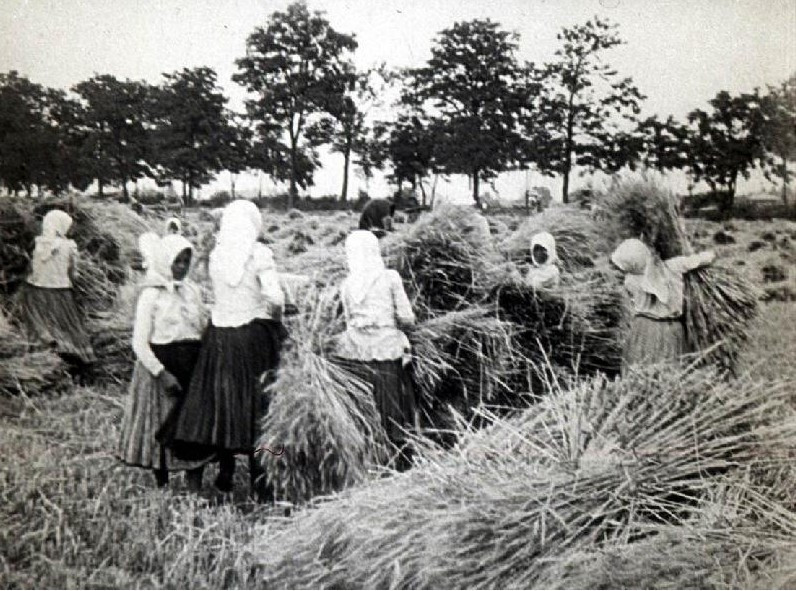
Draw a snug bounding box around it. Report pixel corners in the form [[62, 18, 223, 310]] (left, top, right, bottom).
[[1, 200, 795, 589]]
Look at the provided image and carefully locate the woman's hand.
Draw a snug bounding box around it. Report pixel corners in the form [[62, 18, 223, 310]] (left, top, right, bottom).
[[158, 370, 182, 396]]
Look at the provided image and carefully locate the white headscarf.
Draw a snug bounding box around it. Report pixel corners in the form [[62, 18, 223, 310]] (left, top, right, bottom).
[[530, 232, 559, 266], [137, 232, 160, 271], [209, 199, 263, 287], [344, 230, 385, 305], [36, 210, 73, 262], [144, 234, 193, 292], [611, 238, 673, 304], [165, 217, 182, 235]]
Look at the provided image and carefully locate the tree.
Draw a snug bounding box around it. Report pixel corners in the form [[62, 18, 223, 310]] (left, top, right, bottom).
[[73, 75, 155, 199], [538, 18, 645, 203], [372, 114, 436, 205], [684, 90, 767, 211], [151, 67, 240, 205], [325, 65, 390, 201], [635, 115, 690, 173], [760, 75, 796, 203], [233, 1, 357, 208], [403, 19, 528, 206]]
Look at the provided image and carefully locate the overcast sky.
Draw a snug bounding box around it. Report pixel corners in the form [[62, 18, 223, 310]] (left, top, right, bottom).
[[1, 0, 794, 201]]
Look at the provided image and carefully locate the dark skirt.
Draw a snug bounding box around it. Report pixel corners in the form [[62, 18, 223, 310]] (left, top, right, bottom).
[[117, 340, 207, 471], [170, 318, 285, 459], [336, 357, 417, 447], [18, 283, 96, 364], [623, 315, 686, 372]]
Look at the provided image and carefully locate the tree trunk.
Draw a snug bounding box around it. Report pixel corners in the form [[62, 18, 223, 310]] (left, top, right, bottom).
[[419, 177, 427, 207], [188, 170, 194, 206], [562, 96, 576, 204], [341, 144, 351, 202], [231, 172, 237, 199], [98, 178, 104, 198], [782, 155, 789, 205], [122, 178, 129, 201], [288, 136, 298, 210], [472, 170, 480, 207]]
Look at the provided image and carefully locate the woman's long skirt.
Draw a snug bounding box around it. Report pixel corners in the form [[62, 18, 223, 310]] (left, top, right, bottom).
[[622, 315, 686, 372], [18, 283, 96, 364], [117, 340, 206, 471], [170, 319, 285, 460], [336, 357, 417, 448]]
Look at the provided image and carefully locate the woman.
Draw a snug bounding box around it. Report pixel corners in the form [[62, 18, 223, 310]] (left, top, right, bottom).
[[525, 232, 561, 289], [19, 209, 96, 367], [335, 230, 417, 470], [117, 234, 208, 490], [170, 200, 286, 499], [358, 198, 396, 239], [611, 238, 715, 371]]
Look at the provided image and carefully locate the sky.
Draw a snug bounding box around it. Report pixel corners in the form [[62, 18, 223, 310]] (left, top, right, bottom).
[[1, 0, 794, 202]]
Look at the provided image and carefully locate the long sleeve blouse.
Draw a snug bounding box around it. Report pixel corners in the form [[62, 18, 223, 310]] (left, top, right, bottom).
[[624, 251, 714, 320], [210, 243, 285, 328], [336, 269, 415, 361], [27, 238, 77, 289], [132, 281, 207, 376]]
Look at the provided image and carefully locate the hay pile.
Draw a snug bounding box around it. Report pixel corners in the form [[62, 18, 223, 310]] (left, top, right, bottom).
[[498, 206, 611, 272], [597, 175, 760, 373], [258, 285, 391, 504], [0, 310, 70, 397], [390, 203, 499, 314], [248, 363, 796, 589]]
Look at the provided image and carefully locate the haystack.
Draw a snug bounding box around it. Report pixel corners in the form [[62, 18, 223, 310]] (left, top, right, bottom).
[[258, 285, 391, 504], [0, 310, 70, 396], [248, 363, 796, 589]]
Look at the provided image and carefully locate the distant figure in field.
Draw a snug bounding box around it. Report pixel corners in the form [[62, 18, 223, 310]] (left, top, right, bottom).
[[359, 198, 396, 239], [117, 234, 208, 490], [19, 209, 96, 370], [170, 199, 286, 501], [525, 232, 561, 289], [165, 217, 182, 235], [335, 230, 417, 470], [611, 238, 715, 372]]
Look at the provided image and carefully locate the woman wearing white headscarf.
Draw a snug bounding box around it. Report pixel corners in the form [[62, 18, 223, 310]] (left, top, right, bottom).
[[611, 238, 715, 372], [170, 199, 286, 499], [19, 209, 96, 366], [335, 230, 417, 470], [117, 234, 209, 490], [525, 231, 561, 289]]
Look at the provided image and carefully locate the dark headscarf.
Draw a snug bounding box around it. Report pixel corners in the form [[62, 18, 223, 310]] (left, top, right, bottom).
[[358, 199, 395, 238]]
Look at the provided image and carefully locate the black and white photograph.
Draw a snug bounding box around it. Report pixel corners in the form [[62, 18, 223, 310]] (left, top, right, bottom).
[[1, 0, 795, 588]]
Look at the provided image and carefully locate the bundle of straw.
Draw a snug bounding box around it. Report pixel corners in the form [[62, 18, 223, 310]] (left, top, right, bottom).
[[0, 312, 70, 396], [258, 285, 390, 504], [389, 204, 499, 315], [0, 199, 36, 297], [684, 266, 761, 373], [248, 363, 796, 589], [406, 307, 517, 439]]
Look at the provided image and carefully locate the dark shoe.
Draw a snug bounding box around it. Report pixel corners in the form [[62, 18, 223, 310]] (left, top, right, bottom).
[[154, 468, 169, 488], [186, 467, 204, 493]]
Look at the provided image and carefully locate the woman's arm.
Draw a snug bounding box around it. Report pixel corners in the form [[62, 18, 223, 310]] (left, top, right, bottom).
[[254, 245, 285, 310], [666, 250, 716, 274], [132, 289, 165, 376], [390, 271, 416, 327]]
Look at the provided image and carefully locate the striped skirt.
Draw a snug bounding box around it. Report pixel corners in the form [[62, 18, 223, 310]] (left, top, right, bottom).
[[622, 315, 686, 372], [18, 283, 96, 365], [117, 341, 208, 471]]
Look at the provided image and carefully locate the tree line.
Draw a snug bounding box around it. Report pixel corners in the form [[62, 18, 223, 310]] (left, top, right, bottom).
[[1, 2, 794, 209]]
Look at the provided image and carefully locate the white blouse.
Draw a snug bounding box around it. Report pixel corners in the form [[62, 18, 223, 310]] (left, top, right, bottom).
[[210, 243, 285, 328], [336, 269, 415, 361], [27, 238, 77, 289], [132, 281, 207, 376]]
